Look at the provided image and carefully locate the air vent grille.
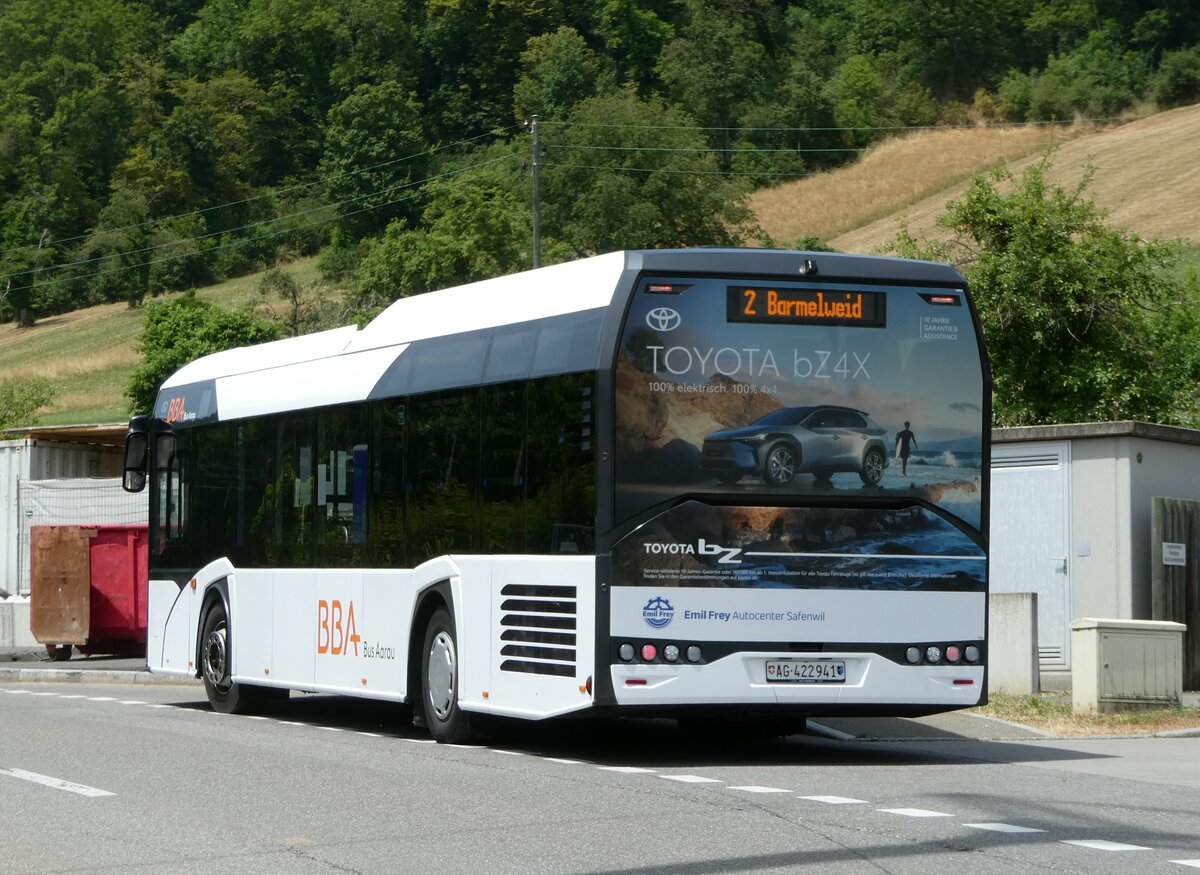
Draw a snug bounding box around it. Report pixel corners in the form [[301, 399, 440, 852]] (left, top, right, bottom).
[[499, 583, 577, 677]]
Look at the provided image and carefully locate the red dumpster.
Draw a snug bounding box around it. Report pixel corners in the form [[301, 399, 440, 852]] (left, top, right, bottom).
[[29, 525, 148, 660]]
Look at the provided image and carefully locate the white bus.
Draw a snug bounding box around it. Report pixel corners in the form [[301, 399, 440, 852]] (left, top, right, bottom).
[[122, 249, 990, 741]]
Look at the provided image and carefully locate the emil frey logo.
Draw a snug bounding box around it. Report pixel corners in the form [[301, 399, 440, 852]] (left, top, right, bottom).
[[646, 307, 682, 332], [642, 596, 675, 629]]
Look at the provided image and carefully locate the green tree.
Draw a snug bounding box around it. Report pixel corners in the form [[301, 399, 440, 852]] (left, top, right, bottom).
[[0, 378, 55, 430], [593, 0, 675, 88], [318, 82, 429, 238], [349, 145, 566, 311], [255, 267, 343, 336], [1153, 44, 1200, 107], [126, 291, 280, 414], [657, 0, 766, 168], [541, 92, 760, 253], [892, 157, 1200, 426], [419, 0, 572, 138], [513, 26, 611, 122]]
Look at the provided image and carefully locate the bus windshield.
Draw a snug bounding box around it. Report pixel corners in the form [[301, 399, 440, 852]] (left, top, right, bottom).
[[614, 274, 986, 532]]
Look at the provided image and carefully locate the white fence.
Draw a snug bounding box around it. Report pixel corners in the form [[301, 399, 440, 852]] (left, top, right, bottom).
[[14, 478, 148, 596]]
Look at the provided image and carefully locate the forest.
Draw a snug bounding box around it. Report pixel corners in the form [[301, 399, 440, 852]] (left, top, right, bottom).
[[3, 0, 1198, 321]]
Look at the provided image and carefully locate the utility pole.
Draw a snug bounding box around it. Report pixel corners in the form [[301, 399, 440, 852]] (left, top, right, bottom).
[[530, 114, 541, 269]]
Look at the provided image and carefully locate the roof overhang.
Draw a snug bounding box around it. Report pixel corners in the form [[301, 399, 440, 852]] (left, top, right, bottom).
[[3, 423, 129, 449]]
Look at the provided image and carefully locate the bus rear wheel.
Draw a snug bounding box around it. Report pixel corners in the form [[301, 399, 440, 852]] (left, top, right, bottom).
[[421, 607, 472, 743], [200, 601, 277, 714]]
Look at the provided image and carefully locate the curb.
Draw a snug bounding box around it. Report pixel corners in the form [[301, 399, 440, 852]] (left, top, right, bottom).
[[0, 667, 200, 686]]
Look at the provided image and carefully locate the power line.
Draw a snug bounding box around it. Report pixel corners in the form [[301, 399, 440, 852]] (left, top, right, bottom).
[[0, 155, 519, 286], [540, 117, 1135, 134], [0, 126, 519, 259]]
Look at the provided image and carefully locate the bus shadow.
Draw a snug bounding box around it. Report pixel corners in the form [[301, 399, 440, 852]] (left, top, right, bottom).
[[170, 693, 1113, 769]]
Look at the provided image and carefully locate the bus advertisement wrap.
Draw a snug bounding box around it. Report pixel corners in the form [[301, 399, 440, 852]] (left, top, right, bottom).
[[615, 277, 985, 530], [612, 501, 986, 593]]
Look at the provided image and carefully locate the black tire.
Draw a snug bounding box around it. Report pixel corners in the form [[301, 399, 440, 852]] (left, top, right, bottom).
[[859, 447, 885, 486], [812, 469, 834, 483], [716, 472, 742, 485], [421, 607, 472, 743], [200, 601, 274, 714], [763, 444, 798, 487], [46, 644, 73, 661]]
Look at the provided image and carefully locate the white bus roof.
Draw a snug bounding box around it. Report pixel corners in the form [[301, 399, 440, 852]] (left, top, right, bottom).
[[162, 251, 627, 391]]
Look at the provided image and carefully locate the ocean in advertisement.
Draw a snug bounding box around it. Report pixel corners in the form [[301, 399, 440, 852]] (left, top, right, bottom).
[[613, 501, 986, 593]]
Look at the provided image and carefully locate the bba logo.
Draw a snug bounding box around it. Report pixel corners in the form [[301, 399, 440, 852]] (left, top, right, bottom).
[[317, 599, 360, 656]]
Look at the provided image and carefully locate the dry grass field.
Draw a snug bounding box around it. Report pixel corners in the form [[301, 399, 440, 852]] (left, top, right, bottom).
[[750, 103, 1200, 253], [0, 257, 323, 426]]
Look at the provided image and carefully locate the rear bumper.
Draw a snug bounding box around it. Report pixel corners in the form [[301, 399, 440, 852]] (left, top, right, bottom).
[[610, 650, 984, 711]]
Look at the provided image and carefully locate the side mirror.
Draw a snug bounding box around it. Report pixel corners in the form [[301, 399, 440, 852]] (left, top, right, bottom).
[[123, 415, 149, 493]]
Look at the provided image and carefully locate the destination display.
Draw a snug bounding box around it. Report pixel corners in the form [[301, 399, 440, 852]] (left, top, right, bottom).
[[727, 286, 887, 327]]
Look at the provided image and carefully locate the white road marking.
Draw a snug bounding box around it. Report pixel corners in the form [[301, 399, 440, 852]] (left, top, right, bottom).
[[30, 692, 59, 697], [1061, 840, 1150, 852], [729, 786, 791, 794], [800, 795, 867, 805], [118, 700, 145, 705], [0, 768, 114, 798], [357, 732, 382, 738], [145, 704, 172, 709], [879, 808, 954, 818], [544, 757, 583, 765], [315, 726, 343, 732], [402, 738, 436, 744], [2, 690, 31, 694], [1170, 860, 1200, 868], [660, 775, 723, 784], [598, 766, 656, 774], [964, 823, 1045, 834], [278, 721, 306, 726], [88, 697, 116, 702], [59, 695, 88, 699], [491, 750, 525, 756]]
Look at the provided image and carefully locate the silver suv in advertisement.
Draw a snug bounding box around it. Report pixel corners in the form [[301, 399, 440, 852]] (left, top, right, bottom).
[[701, 405, 889, 487]]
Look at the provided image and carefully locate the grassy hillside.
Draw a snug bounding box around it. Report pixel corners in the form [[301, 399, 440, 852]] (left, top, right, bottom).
[[4, 105, 1198, 429], [751, 104, 1200, 254], [0, 258, 325, 426]]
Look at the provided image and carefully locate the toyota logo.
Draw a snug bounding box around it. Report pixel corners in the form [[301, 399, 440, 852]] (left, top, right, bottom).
[[646, 307, 682, 331]]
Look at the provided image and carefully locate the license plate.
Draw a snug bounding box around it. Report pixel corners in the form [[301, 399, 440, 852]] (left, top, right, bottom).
[[765, 659, 846, 683]]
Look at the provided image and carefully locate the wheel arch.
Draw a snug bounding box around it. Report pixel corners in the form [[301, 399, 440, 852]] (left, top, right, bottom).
[[196, 579, 230, 680], [407, 581, 455, 707]]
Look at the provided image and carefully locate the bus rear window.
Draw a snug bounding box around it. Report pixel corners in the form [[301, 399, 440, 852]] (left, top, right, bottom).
[[614, 275, 985, 531]]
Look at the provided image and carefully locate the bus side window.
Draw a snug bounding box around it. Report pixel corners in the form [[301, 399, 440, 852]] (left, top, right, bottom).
[[526, 373, 595, 554]]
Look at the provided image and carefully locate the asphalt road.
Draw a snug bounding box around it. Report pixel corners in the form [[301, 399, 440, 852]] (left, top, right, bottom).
[[1, 679, 1199, 874]]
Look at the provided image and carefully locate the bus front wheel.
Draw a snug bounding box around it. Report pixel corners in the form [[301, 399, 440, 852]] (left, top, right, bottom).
[[421, 607, 472, 743], [200, 601, 274, 715]]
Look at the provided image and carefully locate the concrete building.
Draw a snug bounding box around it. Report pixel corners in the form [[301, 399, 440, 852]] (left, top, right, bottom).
[[991, 421, 1200, 690]]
